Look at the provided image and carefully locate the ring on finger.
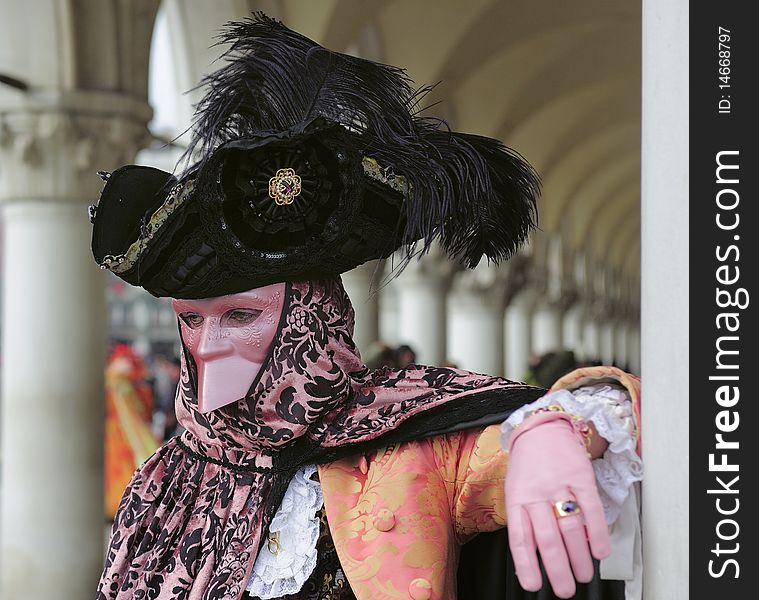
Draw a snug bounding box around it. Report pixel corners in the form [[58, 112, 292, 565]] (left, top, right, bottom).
[[553, 500, 582, 519]]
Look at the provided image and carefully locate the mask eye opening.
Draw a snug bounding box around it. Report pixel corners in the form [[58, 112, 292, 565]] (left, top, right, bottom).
[[179, 312, 204, 329], [221, 308, 263, 327]]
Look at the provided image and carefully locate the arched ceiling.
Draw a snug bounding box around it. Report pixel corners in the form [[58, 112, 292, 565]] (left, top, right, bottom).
[[565, 155, 640, 244]]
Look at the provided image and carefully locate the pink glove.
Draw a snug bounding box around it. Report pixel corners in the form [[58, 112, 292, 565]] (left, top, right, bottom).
[[505, 413, 611, 598]]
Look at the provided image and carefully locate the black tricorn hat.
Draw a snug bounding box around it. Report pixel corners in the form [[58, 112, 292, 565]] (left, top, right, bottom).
[[90, 14, 540, 299]]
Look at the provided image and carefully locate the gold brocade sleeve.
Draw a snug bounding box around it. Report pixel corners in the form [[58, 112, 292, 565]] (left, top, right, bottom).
[[429, 424, 509, 545]]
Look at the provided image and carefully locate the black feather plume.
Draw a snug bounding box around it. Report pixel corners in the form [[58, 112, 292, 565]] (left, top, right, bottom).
[[427, 131, 540, 267], [183, 13, 540, 270], [183, 13, 426, 162]]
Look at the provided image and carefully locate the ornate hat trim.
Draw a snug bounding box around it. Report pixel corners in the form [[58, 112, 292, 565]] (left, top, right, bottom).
[[96, 156, 410, 276], [98, 179, 195, 274]]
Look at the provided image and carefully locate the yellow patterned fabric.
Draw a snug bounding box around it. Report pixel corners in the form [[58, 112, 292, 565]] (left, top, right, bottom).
[[318, 424, 506, 600]]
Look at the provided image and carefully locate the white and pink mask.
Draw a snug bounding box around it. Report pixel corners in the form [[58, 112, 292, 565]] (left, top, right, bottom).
[[172, 283, 287, 413]]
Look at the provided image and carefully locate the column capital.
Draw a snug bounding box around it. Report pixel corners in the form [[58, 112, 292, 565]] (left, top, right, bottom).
[[0, 90, 152, 203], [508, 282, 540, 310], [452, 254, 538, 313], [450, 256, 528, 310]]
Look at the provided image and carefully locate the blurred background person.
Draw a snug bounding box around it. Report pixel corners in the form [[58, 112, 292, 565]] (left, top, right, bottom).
[[150, 352, 181, 442], [524, 349, 579, 388], [104, 344, 159, 520], [393, 344, 417, 368]]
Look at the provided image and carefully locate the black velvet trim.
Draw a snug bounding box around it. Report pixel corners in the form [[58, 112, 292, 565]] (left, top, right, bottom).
[[305, 385, 546, 467]]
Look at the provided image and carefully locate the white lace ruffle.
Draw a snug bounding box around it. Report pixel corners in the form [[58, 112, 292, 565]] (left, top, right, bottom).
[[500, 385, 642, 524], [246, 464, 324, 599]]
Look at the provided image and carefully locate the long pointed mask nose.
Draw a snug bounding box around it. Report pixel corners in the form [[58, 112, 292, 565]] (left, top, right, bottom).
[[173, 283, 287, 413]]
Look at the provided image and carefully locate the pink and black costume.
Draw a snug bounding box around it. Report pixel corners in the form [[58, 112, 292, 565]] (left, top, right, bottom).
[[90, 14, 639, 600]]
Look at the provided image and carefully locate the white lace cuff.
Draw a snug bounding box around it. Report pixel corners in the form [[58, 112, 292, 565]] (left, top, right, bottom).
[[246, 464, 324, 599], [500, 385, 642, 524]]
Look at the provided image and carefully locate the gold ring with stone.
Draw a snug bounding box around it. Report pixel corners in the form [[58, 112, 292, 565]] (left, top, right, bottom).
[[553, 500, 582, 518]]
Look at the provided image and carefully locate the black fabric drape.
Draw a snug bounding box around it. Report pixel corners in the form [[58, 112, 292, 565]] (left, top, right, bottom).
[[457, 529, 625, 600]]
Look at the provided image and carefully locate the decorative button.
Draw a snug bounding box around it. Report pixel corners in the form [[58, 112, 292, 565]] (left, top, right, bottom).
[[408, 578, 432, 600], [268, 167, 302, 205], [373, 508, 395, 532]]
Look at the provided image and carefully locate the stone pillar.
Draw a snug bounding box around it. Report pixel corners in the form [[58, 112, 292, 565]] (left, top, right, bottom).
[[627, 325, 641, 375], [504, 288, 536, 381], [532, 302, 563, 355], [583, 318, 602, 363], [447, 267, 504, 375], [340, 260, 382, 356], [131, 296, 153, 356], [528, 232, 571, 358], [641, 0, 689, 595], [0, 95, 151, 598], [562, 303, 586, 359], [378, 281, 400, 346], [394, 255, 450, 365], [600, 319, 616, 365], [612, 322, 627, 367]]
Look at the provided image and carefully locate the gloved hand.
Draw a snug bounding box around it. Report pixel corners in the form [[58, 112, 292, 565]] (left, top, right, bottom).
[[505, 412, 610, 598]]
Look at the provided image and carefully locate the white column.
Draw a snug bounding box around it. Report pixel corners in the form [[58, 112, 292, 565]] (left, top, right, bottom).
[[627, 325, 641, 375], [600, 319, 616, 365], [1, 202, 107, 595], [340, 260, 382, 356], [614, 322, 629, 367], [131, 298, 152, 357], [0, 99, 151, 598], [562, 304, 586, 359], [642, 0, 689, 596], [583, 318, 602, 362], [532, 302, 563, 355], [447, 283, 503, 376], [395, 260, 449, 365], [504, 289, 535, 381], [378, 281, 400, 346]]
